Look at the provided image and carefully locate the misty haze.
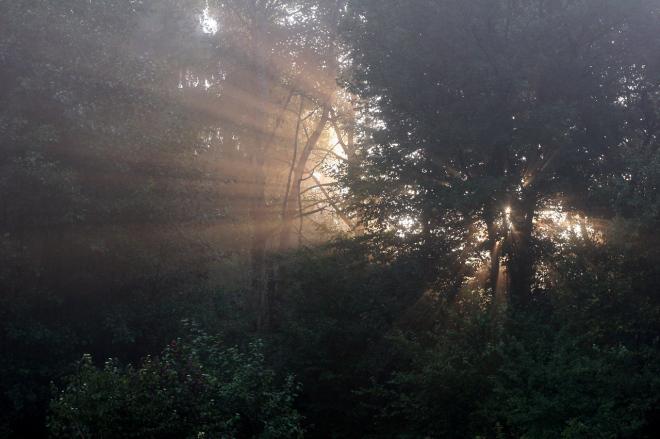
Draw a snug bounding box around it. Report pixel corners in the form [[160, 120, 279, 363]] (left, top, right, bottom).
[[1, 1, 659, 438]]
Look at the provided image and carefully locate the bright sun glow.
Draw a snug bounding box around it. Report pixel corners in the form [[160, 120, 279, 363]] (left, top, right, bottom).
[[534, 202, 599, 242], [200, 6, 218, 34]]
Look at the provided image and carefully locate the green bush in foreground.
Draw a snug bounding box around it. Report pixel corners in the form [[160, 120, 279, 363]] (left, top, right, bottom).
[[48, 325, 302, 439]]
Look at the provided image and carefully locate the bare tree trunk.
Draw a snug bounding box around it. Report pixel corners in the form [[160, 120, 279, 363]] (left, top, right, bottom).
[[247, 7, 271, 331], [279, 104, 330, 250], [249, 170, 269, 330], [280, 95, 304, 238]]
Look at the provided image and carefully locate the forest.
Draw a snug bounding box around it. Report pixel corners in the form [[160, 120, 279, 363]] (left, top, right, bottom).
[[1, 0, 660, 437]]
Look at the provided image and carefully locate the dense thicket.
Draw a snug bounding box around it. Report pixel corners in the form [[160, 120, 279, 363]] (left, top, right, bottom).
[[1, 0, 659, 438]]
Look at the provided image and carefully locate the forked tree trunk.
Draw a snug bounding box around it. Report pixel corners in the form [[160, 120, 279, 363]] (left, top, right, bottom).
[[279, 104, 330, 250]]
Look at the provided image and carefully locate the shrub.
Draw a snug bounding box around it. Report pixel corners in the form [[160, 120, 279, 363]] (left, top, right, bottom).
[[48, 325, 302, 439]]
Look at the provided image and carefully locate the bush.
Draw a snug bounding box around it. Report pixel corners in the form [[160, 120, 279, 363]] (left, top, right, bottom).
[[48, 325, 303, 439], [488, 324, 660, 439]]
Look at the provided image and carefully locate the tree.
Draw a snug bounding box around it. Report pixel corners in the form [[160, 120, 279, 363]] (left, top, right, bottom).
[[192, 0, 355, 329], [342, 0, 660, 306]]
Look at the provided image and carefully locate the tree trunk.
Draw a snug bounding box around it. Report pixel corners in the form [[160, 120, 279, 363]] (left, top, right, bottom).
[[507, 192, 537, 308], [279, 104, 330, 250], [247, 8, 271, 331], [483, 141, 507, 296], [484, 206, 501, 295]]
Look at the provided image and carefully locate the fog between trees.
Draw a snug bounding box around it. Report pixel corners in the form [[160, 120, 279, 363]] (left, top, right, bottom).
[[1, 1, 660, 437]]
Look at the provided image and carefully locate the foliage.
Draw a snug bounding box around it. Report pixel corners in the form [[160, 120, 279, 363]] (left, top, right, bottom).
[[269, 237, 430, 436], [341, 0, 660, 302], [1, 0, 659, 438], [489, 326, 659, 439], [359, 295, 499, 439], [48, 325, 302, 439]]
